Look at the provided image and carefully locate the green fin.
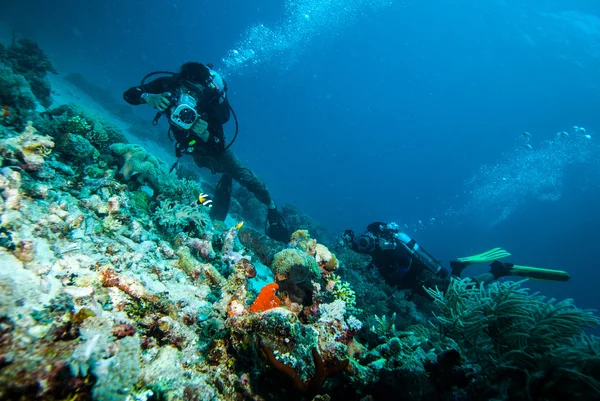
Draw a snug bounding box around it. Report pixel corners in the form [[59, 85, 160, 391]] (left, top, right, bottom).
[[456, 247, 512, 264], [510, 264, 570, 282]]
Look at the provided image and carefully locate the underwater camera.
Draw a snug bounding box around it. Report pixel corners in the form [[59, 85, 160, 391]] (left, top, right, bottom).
[[169, 89, 199, 130], [356, 232, 377, 253]]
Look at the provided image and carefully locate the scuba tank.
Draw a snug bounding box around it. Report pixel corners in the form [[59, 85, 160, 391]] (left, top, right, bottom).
[[395, 233, 448, 277]]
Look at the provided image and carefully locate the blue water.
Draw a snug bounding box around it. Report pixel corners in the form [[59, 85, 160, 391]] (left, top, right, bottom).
[[4, 0, 600, 310]]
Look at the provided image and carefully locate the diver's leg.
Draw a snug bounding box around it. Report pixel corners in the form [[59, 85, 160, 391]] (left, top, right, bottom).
[[212, 149, 274, 207], [191, 148, 218, 172]]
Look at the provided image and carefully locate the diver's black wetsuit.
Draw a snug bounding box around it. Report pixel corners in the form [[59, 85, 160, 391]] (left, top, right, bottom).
[[123, 75, 230, 154], [123, 74, 273, 207], [347, 222, 451, 293]]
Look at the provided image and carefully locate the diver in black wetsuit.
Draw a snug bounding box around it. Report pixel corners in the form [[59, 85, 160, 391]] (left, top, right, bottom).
[[123, 61, 288, 242], [342, 222, 570, 297]]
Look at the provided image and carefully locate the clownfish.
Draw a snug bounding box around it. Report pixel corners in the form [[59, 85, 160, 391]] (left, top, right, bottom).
[[198, 193, 213, 208]]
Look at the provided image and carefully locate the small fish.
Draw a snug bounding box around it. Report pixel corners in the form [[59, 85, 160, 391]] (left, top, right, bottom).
[[0, 106, 9, 117], [198, 193, 213, 208], [234, 221, 244, 230]]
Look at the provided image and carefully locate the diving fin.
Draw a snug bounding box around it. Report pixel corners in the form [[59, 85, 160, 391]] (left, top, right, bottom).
[[490, 261, 570, 282], [455, 247, 512, 265], [209, 174, 232, 221], [509, 263, 570, 282]]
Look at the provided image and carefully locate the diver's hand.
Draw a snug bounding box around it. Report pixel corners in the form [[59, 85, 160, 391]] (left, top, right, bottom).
[[144, 92, 171, 112], [191, 118, 209, 142]]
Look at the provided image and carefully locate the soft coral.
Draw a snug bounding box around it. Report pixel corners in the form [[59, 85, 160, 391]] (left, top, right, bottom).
[[250, 282, 280, 313]]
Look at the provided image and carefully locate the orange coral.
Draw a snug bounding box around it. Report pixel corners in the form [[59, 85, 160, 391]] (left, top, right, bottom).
[[250, 283, 281, 313]]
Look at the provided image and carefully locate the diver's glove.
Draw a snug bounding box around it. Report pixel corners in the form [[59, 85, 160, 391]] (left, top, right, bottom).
[[143, 92, 172, 112], [266, 207, 290, 243], [191, 118, 209, 142]]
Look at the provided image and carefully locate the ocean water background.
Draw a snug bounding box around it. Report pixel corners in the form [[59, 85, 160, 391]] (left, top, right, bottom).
[[2, 0, 600, 311]]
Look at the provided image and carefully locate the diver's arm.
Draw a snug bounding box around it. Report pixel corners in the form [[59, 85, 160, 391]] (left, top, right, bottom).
[[123, 76, 174, 105]]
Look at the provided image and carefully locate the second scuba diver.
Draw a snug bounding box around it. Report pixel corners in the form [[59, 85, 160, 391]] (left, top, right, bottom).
[[343, 222, 570, 298], [123, 61, 289, 242]]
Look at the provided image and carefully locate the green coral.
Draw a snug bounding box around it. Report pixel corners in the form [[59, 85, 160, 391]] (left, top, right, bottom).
[[100, 215, 124, 233], [329, 274, 357, 310], [272, 248, 320, 278], [370, 313, 397, 340], [130, 190, 152, 213], [153, 199, 210, 232], [64, 115, 96, 138], [425, 278, 600, 399]]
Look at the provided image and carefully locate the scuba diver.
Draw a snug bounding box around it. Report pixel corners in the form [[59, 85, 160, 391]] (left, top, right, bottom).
[[342, 222, 570, 297], [123, 61, 289, 242]]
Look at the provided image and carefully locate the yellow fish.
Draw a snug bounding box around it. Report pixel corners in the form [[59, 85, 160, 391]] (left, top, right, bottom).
[[234, 221, 244, 230]]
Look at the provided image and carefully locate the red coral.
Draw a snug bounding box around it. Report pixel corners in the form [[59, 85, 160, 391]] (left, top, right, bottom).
[[250, 283, 281, 313]]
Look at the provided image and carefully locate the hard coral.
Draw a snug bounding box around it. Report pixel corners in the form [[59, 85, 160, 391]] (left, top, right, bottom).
[[38, 103, 127, 153], [0, 64, 36, 129], [2, 37, 56, 107], [315, 243, 339, 273], [0, 121, 54, 171]]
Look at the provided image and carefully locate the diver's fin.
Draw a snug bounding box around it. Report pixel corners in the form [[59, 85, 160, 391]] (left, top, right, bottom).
[[209, 174, 232, 221], [509, 264, 571, 282], [456, 247, 511, 265]]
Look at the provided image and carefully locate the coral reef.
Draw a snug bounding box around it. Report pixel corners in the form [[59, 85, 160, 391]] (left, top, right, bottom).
[[0, 63, 37, 131], [0, 121, 54, 172], [37, 103, 128, 154], [0, 36, 57, 107], [1, 38, 599, 401], [425, 278, 600, 400]]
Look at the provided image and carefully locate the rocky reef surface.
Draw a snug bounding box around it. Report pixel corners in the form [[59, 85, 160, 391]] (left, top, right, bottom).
[[0, 38, 599, 401]]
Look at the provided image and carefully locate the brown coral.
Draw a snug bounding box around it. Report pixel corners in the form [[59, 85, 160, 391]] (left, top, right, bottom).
[[262, 346, 349, 394], [112, 323, 136, 338]]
